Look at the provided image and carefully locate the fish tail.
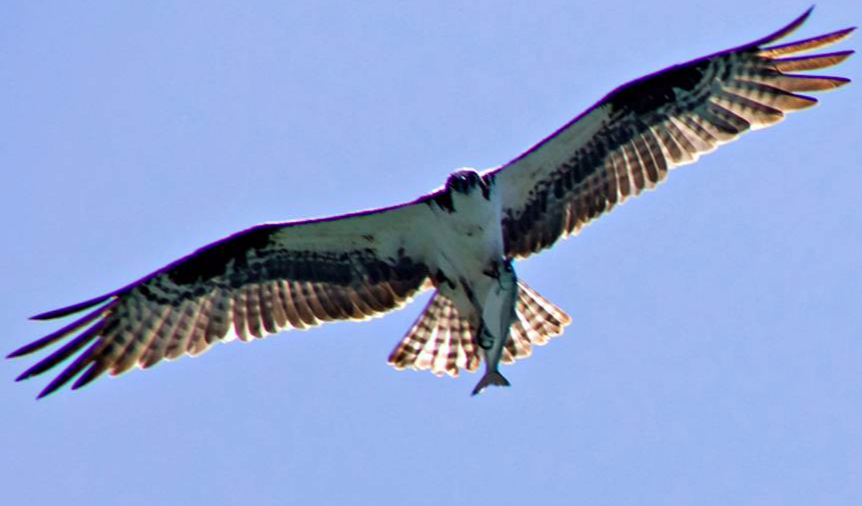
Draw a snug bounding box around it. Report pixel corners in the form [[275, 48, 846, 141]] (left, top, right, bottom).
[[471, 371, 510, 396]]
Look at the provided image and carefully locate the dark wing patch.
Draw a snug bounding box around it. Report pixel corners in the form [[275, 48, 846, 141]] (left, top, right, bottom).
[[12, 207, 432, 398], [165, 224, 279, 285], [493, 9, 853, 258], [609, 59, 714, 116]]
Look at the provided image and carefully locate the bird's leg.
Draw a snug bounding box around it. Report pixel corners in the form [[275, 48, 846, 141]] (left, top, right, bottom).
[[483, 260, 502, 289], [482, 258, 514, 289], [482, 261, 499, 279]]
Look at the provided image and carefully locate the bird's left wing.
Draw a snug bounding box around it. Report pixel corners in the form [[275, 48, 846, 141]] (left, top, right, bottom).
[[489, 9, 854, 258], [10, 199, 435, 398]]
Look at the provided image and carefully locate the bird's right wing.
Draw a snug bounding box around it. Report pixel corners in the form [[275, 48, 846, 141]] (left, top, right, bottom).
[[10, 198, 438, 397]]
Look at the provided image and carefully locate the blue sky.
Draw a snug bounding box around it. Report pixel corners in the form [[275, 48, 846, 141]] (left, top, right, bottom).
[[2, 2, 860, 505]]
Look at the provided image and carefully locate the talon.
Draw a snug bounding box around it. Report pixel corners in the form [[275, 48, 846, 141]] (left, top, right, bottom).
[[483, 261, 500, 279]]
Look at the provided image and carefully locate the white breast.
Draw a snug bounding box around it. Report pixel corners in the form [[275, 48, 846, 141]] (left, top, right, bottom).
[[426, 182, 504, 317]]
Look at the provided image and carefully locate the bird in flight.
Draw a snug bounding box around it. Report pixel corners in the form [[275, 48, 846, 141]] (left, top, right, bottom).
[[10, 9, 854, 398]]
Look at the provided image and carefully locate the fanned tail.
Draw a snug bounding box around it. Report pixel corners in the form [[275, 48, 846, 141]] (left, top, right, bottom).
[[386, 280, 571, 377], [505, 281, 571, 363], [387, 292, 480, 376]]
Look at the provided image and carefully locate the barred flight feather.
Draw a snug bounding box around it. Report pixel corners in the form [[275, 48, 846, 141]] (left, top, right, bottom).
[[493, 8, 854, 258], [387, 281, 571, 376], [12, 204, 433, 398]]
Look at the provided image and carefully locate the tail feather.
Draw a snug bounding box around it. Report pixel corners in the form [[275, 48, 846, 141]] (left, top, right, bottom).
[[387, 280, 571, 377], [387, 294, 479, 376], [515, 281, 571, 343]]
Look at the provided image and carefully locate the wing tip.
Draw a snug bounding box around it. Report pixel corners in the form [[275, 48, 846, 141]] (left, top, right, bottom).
[[7, 348, 29, 360], [30, 295, 111, 321], [755, 9, 856, 56], [35, 384, 60, 400], [753, 7, 814, 46], [24, 356, 105, 400], [14, 370, 34, 382], [8, 339, 54, 359]]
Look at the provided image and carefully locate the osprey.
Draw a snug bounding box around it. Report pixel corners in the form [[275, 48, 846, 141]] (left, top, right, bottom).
[[11, 9, 854, 398]]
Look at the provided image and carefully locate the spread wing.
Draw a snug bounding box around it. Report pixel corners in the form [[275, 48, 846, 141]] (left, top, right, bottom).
[[10, 200, 435, 398], [489, 9, 854, 258]]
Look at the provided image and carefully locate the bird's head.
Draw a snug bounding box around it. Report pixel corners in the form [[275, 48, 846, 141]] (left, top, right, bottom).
[[446, 168, 491, 198]]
